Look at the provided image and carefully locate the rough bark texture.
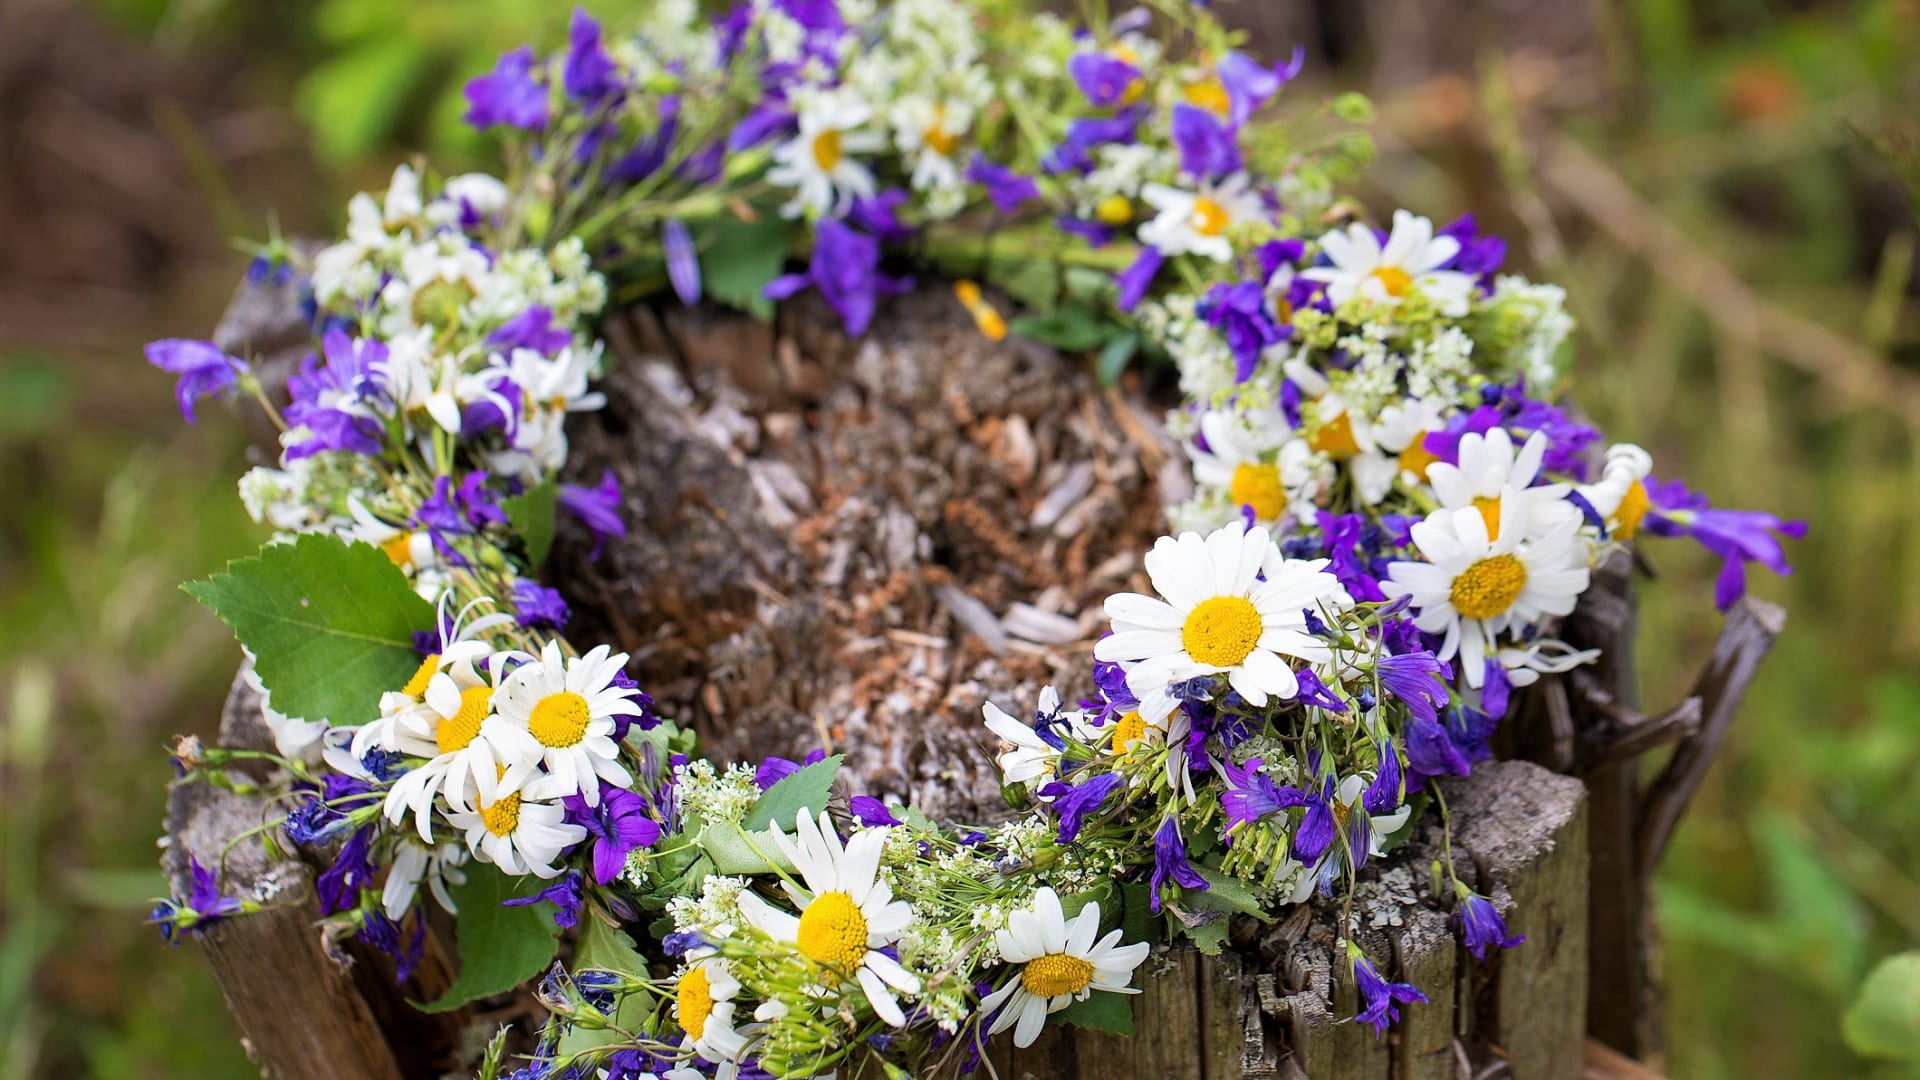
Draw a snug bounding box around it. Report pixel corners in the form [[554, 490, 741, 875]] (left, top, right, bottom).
[[163, 670, 478, 1080], [553, 291, 1182, 824]]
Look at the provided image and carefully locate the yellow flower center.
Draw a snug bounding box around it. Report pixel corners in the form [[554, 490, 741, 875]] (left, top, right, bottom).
[[1228, 462, 1286, 521], [1270, 296, 1294, 325], [1184, 76, 1231, 116], [1308, 412, 1360, 458], [1190, 197, 1231, 237], [1021, 953, 1096, 998], [1472, 495, 1503, 541], [1396, 435, 1439, 480], [1095, 193, 1133, 225], [528, 691, 592, 748], [410, 278, 474, 327], [677, 965, 715, 1040], [1370, 266, 1414, 298], [481, 788, 522, 837], [796, 890, 869, 970], [1613, 480, 1651, 541], [401, 653, 439, 698], [812, 129, 843, 171], [434, 686, 494, 755], [1112, 710, 1147, 753], [381, 532, 416, 569], [1450, 554, 1528, 621], [1181, 595, 1265, 668], [923, 106, 960, 157]]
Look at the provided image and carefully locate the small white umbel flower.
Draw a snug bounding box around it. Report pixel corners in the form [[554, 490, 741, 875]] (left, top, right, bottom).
[[737, 810, 922, 1027], [1094, 522, 1347, 723], [979, 886, 1150, 1048]]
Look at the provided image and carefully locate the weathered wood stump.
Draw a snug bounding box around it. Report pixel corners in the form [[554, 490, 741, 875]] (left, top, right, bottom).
[[168, 276, 1783, 1078]]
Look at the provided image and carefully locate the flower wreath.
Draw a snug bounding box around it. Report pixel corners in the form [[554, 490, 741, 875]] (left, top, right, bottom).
[[147, 2, 1803, 1078]]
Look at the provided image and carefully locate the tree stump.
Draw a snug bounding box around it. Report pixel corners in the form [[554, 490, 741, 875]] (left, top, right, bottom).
[[167, 277, 1783, 1078]]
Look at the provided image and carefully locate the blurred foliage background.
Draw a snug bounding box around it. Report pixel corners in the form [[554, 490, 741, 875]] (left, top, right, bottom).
[[0, 0, 1914, 1076]]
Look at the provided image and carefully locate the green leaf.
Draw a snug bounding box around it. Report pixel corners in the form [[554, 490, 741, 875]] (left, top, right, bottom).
[[1185, 914, 1231, 956], [1191, 866, 1267, 919], [1096, 333, 1138, 387], [698, 212, 794, 319], [560, 917, 655, 1055], [418, 868, 560, 1013], [992, 259, 1061, 312], [743, 755, 844, 831], [502, 480, 558, 569], [1843, 951, 1920, 1061], [1118, 881, 1160, 947], [182, 534, 435, 725], [699, 820, 800, 876], [1053, 988, 1134, 1036], [293, 38, 430, 164], [1059, 881, 1115, 924], [1010, 304, 1110, 353]]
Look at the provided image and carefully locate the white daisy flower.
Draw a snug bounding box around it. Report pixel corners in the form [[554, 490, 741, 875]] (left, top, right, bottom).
[[891, 95, 970, 192], [979, 887, 1150, 1048], [377, 655, 545, 841], [1187, 407, 1292, 525], [1281, 358, 1377, 464], [493, 641, 641, 804], [737, 810, 922, 1027], [1300, 209, 1475, 317], [769, 88, 886, 218], [1350, 398, 1447, 506], [1138, 173, 1266, 262], [1381, 500, 1592, 687], [373, 328, 465, 437], [1425, 428, 1578, 542], [674, 951, 749, 1065], [983, 686, 1073, 788], [381, 840, 469, 919], [1576, 443, 1655, 540], [346, 496, 437, 575], [446, 771, 584, 878], [1094, 522, 1346, 723]]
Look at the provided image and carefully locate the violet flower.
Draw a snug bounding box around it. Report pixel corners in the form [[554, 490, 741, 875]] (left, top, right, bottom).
[[1352, 950, 1428, 1037], [1115, 248, 1164, 311], [284, 331, 385, 458], [1643, 477, 1805, 611], [1216, 47, 1303, 128], [850, 796, 902, 827], [563, 8, 621, 107], [663, 219, 702, 305], [1455, 887, 1525, 959], [1038, 771, 1122, 843], [316, 827, 377, 916], [763, 219, 911, 336], [559, 469, 625, 559], [504, 870, 585, 928], [145, 339, 247, 424], [1149, 818, 1209, 911], [1198, 280, 1282, 382], [488, 306, 572, 357], [464, 46, 548, 131], [1170, 104, 1242, 180], [150, 857, 247, 943], [1068, 51, 1142, 107], [564, 784, 662, 885], [965, 157, 1040, 215], [512, 579, 571, 630]]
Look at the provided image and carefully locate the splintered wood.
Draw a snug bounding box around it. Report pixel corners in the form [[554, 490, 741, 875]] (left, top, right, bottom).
[[555, 290, 1176, 823]]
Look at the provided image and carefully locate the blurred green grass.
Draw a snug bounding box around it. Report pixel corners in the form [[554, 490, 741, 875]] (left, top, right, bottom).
[[1, 1, 1913, 1077]]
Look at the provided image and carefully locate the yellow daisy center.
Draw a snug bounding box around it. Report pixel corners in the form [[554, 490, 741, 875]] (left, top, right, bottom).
[[1450, 554, 1528, 621], [401, 653, 439, 698], [1021, 953, 1096, 998], [1112, 710, 1147, 753], [1228, 462, 1286, 521], [812, 129, 843, 171], [481, 788, 522, 838], [410, 278, 474, 327], [381, 532, 416, 569], [796, 890, 869, 970], [1370, 265, 1413, 298], [1613, 480, 1651, 541], [1190, 198, 1230, 237], [435, 686, 494, 755], [677, 965, 714, 1040], [1472, 495, 1503, 541], [1184, 77, 1231, 116], [1181, 595, 1264, 668], [528, 691, 592, 748], [1397, 435, 1439, 480], [923, 107, 960, 157], [1308, 412, 1360, 458], [1095, 193, 1134, 225]]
